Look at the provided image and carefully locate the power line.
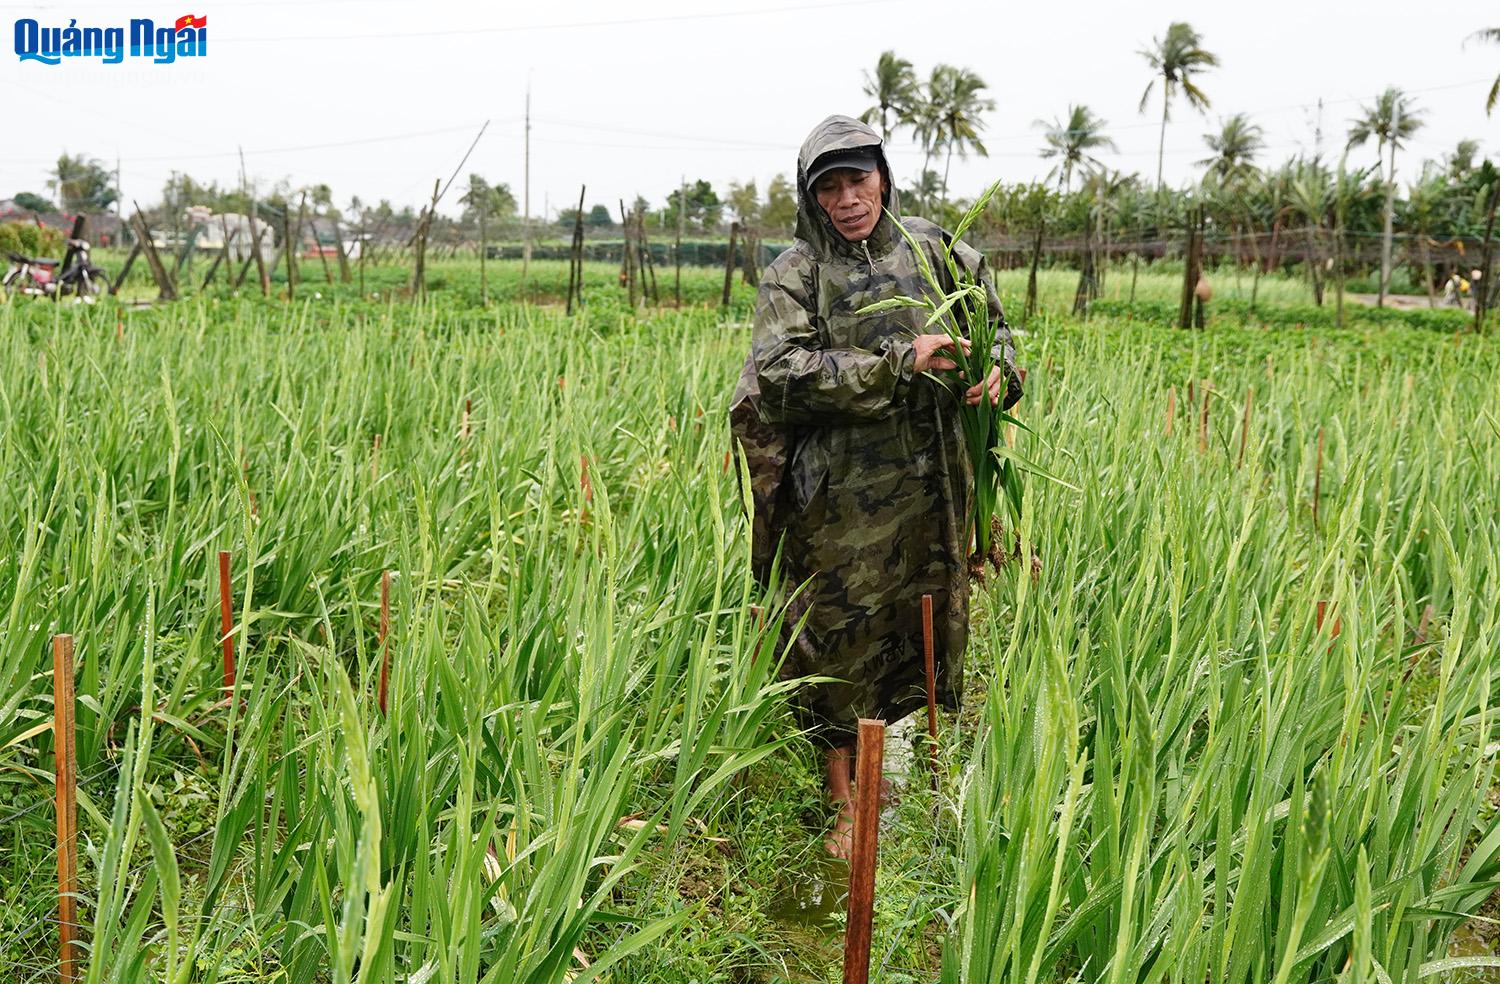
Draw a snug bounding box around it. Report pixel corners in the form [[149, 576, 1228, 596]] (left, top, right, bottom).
[[0, 121, 517, 165]]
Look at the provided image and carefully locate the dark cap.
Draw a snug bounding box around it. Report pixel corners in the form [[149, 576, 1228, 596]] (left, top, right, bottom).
[[805, 147, 880, 190]]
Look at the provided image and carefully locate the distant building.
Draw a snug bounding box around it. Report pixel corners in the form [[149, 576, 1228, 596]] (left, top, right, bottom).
[[0, 201, 125, 245]]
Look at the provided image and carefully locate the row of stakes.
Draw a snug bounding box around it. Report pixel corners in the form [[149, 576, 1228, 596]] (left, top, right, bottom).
[[46, 421, 1357, 981], [46, 544, 936, 983], [48, 543, 1360, 982], [48, 552, 394, 982], [1167, 381, 1335, 527]]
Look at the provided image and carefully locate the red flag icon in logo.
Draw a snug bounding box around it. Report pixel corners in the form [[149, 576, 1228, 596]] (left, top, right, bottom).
[[175, 14, 207, 30]]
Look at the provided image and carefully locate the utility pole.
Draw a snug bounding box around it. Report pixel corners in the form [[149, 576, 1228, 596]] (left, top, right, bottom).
[[522, 82, 532, 290]]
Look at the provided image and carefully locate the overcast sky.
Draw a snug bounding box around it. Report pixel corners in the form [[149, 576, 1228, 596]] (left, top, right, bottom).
[[2, 0, 1496, 220]]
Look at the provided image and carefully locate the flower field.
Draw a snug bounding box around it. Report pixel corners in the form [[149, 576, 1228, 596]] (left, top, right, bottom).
[[0, 266, 1496, 982]]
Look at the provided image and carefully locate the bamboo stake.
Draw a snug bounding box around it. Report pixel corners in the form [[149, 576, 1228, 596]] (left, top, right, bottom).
[[110, 241, 140, 295], [1237, 387, 1253, 470], [1316, 600, 1342, 641], [371, 433, 381, 485], [332, 217, 352, 283], [218, 551, 236, 692], [378, 571, 392, 716], [282, 208, 296, 301], [921, 594, 939, 793], [1165, 386, 1176, 437], [721, 221, 738, 310], [314, 213, 334, 285], [1414, 604, 1435, 646], [842, 718, 885, 984], [1198, 381, 1211, 453], [54, 634, 78, 984], [1313, 427, 1325, 529]]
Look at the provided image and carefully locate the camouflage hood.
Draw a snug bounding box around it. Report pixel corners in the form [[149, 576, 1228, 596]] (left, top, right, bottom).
[[793, 115, 901, 263]]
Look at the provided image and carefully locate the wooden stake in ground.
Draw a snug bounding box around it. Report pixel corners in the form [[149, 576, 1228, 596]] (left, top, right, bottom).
[[292, 191, 309, 288], [618, 200, 638, 307], [248, 204, 269, 295], [54, 634, 79, 984], [378, 571, 392, 716], [1179, 207, 1199, 329], [921, 594, 939, 792], [638, 208, 660, 305], [1313, 426, 1325, 529], [1237, 387, 1254, 470], [721, 221, 739, 310], [412, 180, 439, 297], [110, 240, 141, 296], [1316, 600, 1342, 642], [331, 217, 352, 283], [218, 551, 236, 693], [130, 204, 178, 301], [202, 215, 236, 289], [1198, 381, 1211, 453], [314, 211, 334, 285], [1414, 604, 1435, 646], [842, 718, 885, 984], [282, 208, 296, 301], [1165, 386, 1176, 437], [567, 184, 586, 316], [674, 174, 685, 307]]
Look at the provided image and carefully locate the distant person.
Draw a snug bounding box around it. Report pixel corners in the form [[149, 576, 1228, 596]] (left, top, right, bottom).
[[1444, 271, 1471, 309], [728, 115, 1023, 857]]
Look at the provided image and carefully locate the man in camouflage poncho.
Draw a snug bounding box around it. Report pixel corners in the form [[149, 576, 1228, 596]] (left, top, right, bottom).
[[729, 115, 1022, 855]]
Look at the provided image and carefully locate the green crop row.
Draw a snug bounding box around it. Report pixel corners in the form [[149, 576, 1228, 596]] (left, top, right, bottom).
[[0, 295, 1494, 982]]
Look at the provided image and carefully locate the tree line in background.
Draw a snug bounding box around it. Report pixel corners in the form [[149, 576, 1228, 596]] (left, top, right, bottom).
[[5, 21, 1496, 300]]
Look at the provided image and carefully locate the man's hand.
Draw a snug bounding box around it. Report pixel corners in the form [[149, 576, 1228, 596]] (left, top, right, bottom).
[[965, 365, 1006, 407], [912, 334, 970, 373]]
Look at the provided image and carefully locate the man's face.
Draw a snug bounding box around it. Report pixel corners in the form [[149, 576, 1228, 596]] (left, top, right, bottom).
[[813, 166, 885, 242]]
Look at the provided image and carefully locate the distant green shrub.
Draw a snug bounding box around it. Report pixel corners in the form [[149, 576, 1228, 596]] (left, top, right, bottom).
[[1090, 297, 1470, 333], [0, 222, 64, 259]]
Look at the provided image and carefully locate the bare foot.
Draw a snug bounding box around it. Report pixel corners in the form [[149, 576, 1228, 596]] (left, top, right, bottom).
[[824, 798, 855, 859]]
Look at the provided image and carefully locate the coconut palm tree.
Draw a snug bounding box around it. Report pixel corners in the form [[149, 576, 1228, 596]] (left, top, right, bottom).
[[1138, 22, 1219, 192], [907, 84, 943, 211], [926, 64, 995, 203], [859, 51, 917, 143], [1347, 86, 1426, 305], [1035, 105, 1116, 192], [1281, 156, 1333, 305], [1446, 139, 1481, 180], [1198, 113, 1264, 186], [1405, 168, 1452, 305], [1347, 87, 1426, 167], [1470, 28, 1499, 115]]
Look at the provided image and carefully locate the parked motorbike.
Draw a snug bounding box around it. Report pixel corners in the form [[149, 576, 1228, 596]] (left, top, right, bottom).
[[3, 237, 111, 301]]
